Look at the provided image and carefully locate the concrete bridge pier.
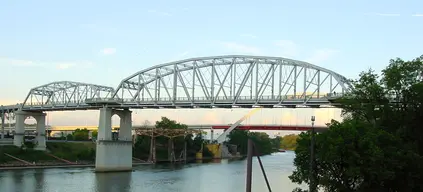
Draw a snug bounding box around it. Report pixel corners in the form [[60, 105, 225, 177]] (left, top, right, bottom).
[[14, 111, 46, 150], [34, 113, 47, 150], [1, 112, 4, 139], [95, 107, 133, 172]]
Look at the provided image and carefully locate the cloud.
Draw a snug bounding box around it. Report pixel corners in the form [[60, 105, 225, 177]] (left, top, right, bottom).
[[365, 13, 400, 17], [274, 40, 299, 58], [55, 61, 94, 70], [240, 34, 257, 38], [56, 63, 75, 70], [220, 42, 261, 55], [147, 9, 172, 16], [0, 57, 41, 67], [412, 14, 423, 17], [0, 57, 94, 70], [101, 48, 116, 55], [306, 49, 339, 64]]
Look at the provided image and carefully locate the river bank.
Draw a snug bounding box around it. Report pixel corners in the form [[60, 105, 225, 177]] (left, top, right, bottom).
[[0, 162, 154, 171], [0, 142, 97, 168], [0, 142, 245, 171]]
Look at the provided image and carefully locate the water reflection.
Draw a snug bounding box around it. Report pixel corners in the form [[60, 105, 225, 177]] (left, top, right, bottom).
[[12, 170, 25, 192], [95, 172, 132, 192], [33, 169, 45, 192], [0, 151, 305, 192]]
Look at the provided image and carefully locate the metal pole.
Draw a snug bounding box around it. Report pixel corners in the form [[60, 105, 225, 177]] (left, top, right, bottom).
[[309, 116, 316, 192], [253, 142, 272, 192], [246, 139, 253, 192], [184, 131, 187, 163]]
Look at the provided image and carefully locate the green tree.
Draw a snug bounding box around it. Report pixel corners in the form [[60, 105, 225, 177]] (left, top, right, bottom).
[[66, 134, 73, 141], [133, 117, 213, 161], [249, 132, 273, 155], [290, 118, 404, 191], [227, 130, 249, 155], [270, 136, 281, 151], [91, 130, 98, 139], [72, 128, 90, 141], [155, 117, 187, 130], [280, 134, 299, 150], [291, 55, 423, 191], [227, 130, 275, 155]]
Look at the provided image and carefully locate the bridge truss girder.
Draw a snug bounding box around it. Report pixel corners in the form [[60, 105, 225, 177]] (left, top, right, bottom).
[[113, 55, 351, 107], [0, 107, 17, 122], [22, 81, 115, 109]]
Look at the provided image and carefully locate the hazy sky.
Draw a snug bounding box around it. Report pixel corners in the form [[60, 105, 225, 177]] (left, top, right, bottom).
[[0, 0, 421, 126]]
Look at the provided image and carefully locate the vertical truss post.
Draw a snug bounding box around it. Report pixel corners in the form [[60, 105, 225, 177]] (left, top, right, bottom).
[[293, 66, 297, 98]]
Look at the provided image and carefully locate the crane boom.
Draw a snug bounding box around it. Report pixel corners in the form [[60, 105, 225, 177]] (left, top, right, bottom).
[[215, 108, 262, 144]]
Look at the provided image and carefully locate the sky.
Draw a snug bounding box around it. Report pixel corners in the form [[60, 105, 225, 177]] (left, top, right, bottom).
[[0, 0, 422, 127]]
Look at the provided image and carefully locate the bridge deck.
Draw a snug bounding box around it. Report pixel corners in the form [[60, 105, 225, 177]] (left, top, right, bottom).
[[1, 124, 327, 131]]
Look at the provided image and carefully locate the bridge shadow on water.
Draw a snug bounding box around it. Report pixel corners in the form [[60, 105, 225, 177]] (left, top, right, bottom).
[[95, 172, 132, 192]]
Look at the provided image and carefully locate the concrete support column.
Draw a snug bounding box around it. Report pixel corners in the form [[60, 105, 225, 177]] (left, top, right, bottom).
[[13, 111, 26, 147], [34, 113, 47, 151], [210, 128, 214, 143], [95, 107, 133, 172], [1, 112, 4, 139], [118, 110, 132, 141], [98, 107, 112, 140]]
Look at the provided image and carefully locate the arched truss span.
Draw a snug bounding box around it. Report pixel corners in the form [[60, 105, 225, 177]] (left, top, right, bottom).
[[113, 55, 351, 107], [22, 81, 115, 109]]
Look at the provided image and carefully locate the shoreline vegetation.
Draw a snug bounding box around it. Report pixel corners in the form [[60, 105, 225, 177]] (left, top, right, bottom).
[[1, 117, 290, 170], [290, 55, 423, 191]]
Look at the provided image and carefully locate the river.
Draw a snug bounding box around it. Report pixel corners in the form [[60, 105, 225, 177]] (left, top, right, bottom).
[[0, 151, 306, 192]]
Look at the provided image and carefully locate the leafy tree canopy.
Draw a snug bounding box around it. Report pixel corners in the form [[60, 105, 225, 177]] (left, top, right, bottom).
[[291, 55, 423, 191], [280, 134, 299, 150], [155, 117, 188, 129]]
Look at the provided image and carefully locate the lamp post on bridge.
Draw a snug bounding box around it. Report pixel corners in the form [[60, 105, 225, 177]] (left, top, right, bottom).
[[309, 115, 316, 192]]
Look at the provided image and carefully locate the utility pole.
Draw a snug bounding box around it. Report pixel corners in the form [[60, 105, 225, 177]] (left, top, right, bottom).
[[309, 116, 316, 192]]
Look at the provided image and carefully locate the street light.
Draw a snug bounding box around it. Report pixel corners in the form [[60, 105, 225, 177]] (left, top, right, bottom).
[[309, 115, 316, 192]]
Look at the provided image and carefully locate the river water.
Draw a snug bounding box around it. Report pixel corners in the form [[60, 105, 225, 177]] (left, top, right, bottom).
[[0, 151, 306, 192]]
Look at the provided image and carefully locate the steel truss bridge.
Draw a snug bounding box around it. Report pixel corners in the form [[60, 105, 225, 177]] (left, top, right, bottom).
[[1, 55, 351, 119]]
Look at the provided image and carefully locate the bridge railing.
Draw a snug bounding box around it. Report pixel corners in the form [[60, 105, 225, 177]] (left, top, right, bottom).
[[1, 103, 22, 111], [85, 98, 124, 103], [24, 97, 116, 107], [5, 93, 347, 109], [120, 93, 345, 102], [2, 92, 405, 110], [5, 93, 343, 109]]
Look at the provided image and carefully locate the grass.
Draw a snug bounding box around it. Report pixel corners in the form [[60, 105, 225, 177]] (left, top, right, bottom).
[[0, 146, 55, 163], [0, 142, 97, 164], [47, 142, 96, 161]]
